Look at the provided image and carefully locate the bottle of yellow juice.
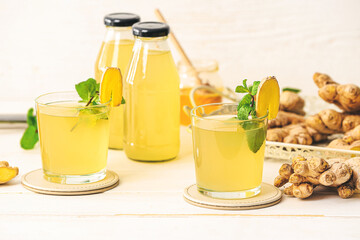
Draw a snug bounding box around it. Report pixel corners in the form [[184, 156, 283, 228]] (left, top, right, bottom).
[[95, 13, 140, 149], [124, 22, 180, 161]]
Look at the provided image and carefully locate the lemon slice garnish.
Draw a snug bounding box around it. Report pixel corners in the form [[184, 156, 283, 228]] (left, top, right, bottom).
[[255, 76, 280, 120], [99, 67, 123, 107]]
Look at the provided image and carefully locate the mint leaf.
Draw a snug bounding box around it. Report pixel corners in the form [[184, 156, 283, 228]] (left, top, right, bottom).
[[283, 87, 301, 93], [75, 78, 98, 102], [20, 125, 39, 149], [249, 86, 253, 93], [237, 104, 252, 120], [27, 108, 37, 126], [121, 97, 126, 104], [251, 81, 260, 96], [238, 94, 252, 109], [243, 79, 248, 89], [235, 86, 249, 93], [240, 121, 266, 153], [246, 125, 266, 153], [20, 108, 39, 150]]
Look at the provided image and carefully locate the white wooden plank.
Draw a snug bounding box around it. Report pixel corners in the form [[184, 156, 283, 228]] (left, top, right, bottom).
[[0, 216, 359, 240]]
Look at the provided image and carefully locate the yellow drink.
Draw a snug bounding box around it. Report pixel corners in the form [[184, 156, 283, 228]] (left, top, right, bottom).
[[191, 104, 267, 199], [124, 49, 180, 161], [36, 94, 110, 184], [95, 39, 134, 149]]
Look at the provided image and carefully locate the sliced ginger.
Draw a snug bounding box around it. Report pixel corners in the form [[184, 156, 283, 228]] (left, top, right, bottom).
[[0, 161, 18, 184]]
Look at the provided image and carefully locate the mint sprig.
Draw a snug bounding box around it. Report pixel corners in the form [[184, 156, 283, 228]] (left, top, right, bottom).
[[235, 79, 260, 120], [235, 79, 265, 153], [20, 108, 39, 149]]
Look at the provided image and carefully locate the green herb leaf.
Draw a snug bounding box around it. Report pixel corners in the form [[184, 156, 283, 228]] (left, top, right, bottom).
[[235, 86, 249, 93], [282, 87, 301, 93], [243, 79, 248, 89], [246, 125, 266, 153], [27, 108, 37, 126], [249, 85, 253, 93], [238, 94, 252, 110], [251, 81, 260, 96], [20, 108, 39, 150], [121, 97, 126, 104], [75, 78, 98, 102], [237, 103, 252, 120]]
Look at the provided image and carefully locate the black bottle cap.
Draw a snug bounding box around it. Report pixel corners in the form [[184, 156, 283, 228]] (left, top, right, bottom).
[[132, 22, 170, 38], [104, 13, 140, 27]]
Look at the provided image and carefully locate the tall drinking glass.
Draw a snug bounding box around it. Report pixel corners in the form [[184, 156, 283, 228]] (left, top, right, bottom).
[[36, 92, 110, 184], [191, 103, 268, 199]]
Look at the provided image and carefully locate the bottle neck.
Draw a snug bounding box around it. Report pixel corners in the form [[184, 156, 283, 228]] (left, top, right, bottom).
[[133, 36, 170, 52], [104, 26, 133, 42]]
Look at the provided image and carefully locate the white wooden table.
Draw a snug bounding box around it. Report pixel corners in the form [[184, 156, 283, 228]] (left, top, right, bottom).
[[0, 126, 359, 240]]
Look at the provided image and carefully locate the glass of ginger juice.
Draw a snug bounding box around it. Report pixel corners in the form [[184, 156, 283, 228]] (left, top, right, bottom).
[[36, 92, 110, 184], [191, 103, 268, 199]]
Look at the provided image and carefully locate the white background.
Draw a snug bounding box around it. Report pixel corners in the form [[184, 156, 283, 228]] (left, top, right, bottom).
[[0, 0, 359, 112]]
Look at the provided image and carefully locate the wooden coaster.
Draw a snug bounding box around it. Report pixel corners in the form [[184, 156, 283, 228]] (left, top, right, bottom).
[[21, 169, 119, 196], [184, 182, 282, 210]]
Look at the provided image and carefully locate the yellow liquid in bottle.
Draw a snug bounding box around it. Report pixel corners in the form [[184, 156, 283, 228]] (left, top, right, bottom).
[[37, 103, 109, 177], [95, 39, 134, 149], [124, 50, 180, 161], [193, 116, 266, 192]]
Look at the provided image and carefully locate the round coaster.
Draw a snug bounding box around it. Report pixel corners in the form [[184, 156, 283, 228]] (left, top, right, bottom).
[[183, 182, 282, 210], [21, 169, 119, 196]]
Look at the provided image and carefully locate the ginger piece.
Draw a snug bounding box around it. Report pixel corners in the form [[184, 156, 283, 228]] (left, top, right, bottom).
[[283, 183, 314, 199], [274, 163, 293, 187], [344, 157, 360, 191], [279, 91, 305, 116], [328, 139, 360, 150], [306, 109, 360, 134], [343, 125, 360, 143], [268, 111, 305, 128], [342, 114, 360, 132], [267, 124, 325, 145], [313, 72, 360, 113], [306, 126, 328, 142], [293, 157, 329, 185], [313, 72, 337, 88], [319, 162, 352, 187], [267, 128, 289, 142], [337, 181, 355, 199], [0, 161, 19, 184]]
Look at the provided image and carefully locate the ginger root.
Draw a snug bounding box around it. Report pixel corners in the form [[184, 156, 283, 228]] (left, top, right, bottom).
[[0, 161, 18, 184], [268, 111, 305, 128], [306, 109, 360, 134], [274, 155, 360, 199], [343, 125, 360, 144], [327, 139, 360, 151], [313, 73, 360, 113], [267, 124, 327, 145], [279, 91, 305, 116]]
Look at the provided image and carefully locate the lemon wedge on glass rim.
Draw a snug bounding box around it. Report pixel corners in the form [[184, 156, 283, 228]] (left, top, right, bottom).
[[99, 67, 123, 107], [255, 76, 280, 120]]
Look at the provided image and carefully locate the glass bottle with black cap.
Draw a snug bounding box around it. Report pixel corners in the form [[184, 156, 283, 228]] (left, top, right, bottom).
[[95, 13, 140, 150], [124, 22, 180, 161]]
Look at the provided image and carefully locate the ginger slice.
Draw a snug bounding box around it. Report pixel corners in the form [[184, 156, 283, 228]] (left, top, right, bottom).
[[0, 161, 19, 184]]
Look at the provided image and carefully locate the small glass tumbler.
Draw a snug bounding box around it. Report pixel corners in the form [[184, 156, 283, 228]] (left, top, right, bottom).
[[36, 92, 110, 184], [191, 103, 268, 199]]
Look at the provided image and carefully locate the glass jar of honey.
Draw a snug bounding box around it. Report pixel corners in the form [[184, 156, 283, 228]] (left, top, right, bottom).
[[178, 60, 223, 125]]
